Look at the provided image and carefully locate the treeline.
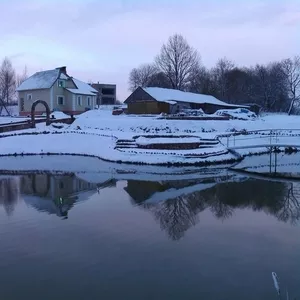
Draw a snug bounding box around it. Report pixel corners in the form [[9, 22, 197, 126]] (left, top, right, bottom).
[[128, 34, 300, 114], [0, 57, 28, 109]]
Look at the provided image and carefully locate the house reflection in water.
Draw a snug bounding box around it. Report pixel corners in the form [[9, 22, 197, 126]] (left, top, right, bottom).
[[21, 173, 99, 218], [0, 173, 101, 218]]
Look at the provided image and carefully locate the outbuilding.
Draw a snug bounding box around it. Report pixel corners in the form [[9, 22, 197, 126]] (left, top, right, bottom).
[[124, 87, 249, 115]]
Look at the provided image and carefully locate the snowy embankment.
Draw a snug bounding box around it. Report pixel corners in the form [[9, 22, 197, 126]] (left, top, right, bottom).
[[0, 109, 300, 165]]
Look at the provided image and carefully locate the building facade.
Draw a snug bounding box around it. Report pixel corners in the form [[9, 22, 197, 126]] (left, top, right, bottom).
[[91, 83, 116, 105], [17, 66, 98, 116], [124, 87, 249, 115]]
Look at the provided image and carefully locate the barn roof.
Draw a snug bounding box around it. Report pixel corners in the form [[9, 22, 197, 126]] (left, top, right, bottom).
[[142, 87, 243, 107]]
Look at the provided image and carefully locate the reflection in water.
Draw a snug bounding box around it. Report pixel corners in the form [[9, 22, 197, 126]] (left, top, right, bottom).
[[125, 178, 300, 240], [0, 173, 98, 218], [0, 177, 20, 216], [0, 170, 300, 239]]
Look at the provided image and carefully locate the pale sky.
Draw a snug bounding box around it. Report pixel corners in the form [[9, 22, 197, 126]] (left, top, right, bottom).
[[1, 0, 299, 100]]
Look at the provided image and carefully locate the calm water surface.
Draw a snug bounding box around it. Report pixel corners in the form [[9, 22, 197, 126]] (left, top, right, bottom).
[[0, 157, 300, 300]]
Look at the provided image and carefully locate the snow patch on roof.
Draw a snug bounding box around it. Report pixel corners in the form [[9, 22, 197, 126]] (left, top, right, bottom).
[[16, 69, 59, 91], [59, 73, 69, 80], [143, 87, 242, 107], [67, 78, 98, 96]]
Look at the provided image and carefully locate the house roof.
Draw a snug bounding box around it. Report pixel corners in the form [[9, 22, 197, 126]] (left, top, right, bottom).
[[142, 87, 239, 107], [16, 67, 98, 96], [16, 69, 59, 91], [66, 78, 98, 96]]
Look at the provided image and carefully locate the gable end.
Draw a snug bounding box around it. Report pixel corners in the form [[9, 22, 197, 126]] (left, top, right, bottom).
[[124, 87, 157, 103]]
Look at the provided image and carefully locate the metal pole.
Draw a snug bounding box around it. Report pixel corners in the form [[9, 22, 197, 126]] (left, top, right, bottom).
[[274, 150, 277, 175], [269, 147, 272, 174]]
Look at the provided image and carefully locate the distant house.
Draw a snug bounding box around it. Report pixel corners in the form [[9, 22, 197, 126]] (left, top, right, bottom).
[[91, 82, 116, 105], [16, 66, 98, 116], [124, 87, 249, 115]]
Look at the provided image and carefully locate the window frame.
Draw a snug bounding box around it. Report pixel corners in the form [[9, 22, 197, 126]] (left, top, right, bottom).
[[27, 94, 32, 101], [87, 96, 91, 106], [57, 80, 65, 88], [77, 95, 82, 106], [57, 95, 65, 105]]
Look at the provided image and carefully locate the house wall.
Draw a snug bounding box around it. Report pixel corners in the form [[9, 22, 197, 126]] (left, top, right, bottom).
[[73, 94, 96, 113], [18, 89, 50, 116], [127, 101, 169, 114], [18, 77, 96, 116]]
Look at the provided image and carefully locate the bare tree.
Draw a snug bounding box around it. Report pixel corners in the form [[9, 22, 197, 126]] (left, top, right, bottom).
[[128, 63, 158, 92], [0, 57, 16, 115], [211, 57, 235, 100], [16, 65, 28, 87], [147, 71, 172, 89], [155, 34, 200, 90], [186, 65, 210, 94], [281, 56, 300, 115]]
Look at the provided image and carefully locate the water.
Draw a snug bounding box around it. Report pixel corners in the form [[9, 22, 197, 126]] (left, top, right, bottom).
[[0, 156, 300, 300]]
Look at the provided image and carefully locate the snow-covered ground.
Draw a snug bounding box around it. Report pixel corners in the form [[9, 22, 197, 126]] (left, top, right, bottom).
[[0, 109, 300, 165]]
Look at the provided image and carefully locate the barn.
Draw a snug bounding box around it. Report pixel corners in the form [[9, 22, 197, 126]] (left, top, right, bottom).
[[124, 87, 249, 115]]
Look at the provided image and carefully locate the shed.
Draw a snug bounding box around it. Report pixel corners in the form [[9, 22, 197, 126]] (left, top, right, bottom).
[[124, 87, 249, 115]]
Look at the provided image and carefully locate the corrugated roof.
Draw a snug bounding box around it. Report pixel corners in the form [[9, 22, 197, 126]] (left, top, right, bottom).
[[16, 69, 59, 91]]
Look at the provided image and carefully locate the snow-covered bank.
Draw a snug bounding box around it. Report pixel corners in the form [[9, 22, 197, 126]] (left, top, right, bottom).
[[0, 110, 300, 166], [70, 110, 300, 139], [0, 155, 235, 183], [0, 132, 236, 165]]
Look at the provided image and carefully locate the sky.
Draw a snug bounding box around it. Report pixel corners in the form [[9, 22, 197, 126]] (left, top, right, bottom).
[[0, 0, 299, 100]]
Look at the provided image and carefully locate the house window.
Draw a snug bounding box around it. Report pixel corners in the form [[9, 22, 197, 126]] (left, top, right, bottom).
[[27, 94, 32, 101], [20, 98, 24, 111], [87, 97, 91, 106], [57, 96, 64, 105], [58, 80, 65, 88], [77, 96, 82, 106]]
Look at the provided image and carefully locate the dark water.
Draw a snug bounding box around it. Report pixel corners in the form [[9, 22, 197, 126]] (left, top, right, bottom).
[[0, 167, 300, 299]]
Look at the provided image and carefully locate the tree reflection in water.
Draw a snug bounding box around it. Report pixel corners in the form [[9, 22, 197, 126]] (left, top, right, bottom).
[[126, 178, 300, 240], [0, 177, 20, 216]]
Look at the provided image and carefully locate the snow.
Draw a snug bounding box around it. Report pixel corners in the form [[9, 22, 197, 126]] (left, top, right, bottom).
[[1, 109, 300, 166], [144, 182, 217, 204], [142, 87, 249, 108], [232, 153, 300, 176], [215, 108, 257, 120], [0, 155, 235, 183], [59, 73, 69, 80], [50, 111, 71, 119], [161, 100, 177, 105], [0, 105, 19, 117], [0, 116, 30, 125], [0, 132, 235, 165], [135, 136, 201, 145], [67, 78, 98, 96], [16, 69, 59, 91]]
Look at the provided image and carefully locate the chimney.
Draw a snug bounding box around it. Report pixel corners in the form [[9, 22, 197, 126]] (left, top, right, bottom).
[[56, 66, 67, 74]]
